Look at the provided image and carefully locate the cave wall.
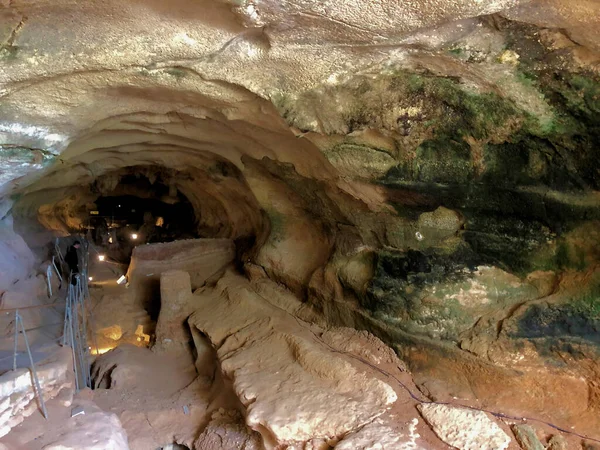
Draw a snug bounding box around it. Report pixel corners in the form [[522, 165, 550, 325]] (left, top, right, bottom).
[[1, 0, 600, 431]]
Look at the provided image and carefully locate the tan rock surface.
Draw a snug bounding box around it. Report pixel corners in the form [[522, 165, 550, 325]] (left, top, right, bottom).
[[0, 347, 73, 438], [335, 417, 425, 450], [127, 238, 235, 291], [189, 271, 398, 447], [41, 408, 129, 450], [154, 270, 195, 353], [194, 409, 264, 450], [91, 344, 226, 450], [417, 404, 511, 450], [1, 0, 599, 448]]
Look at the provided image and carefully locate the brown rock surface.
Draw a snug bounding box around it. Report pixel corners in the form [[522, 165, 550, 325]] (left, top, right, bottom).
[[188, 271, 400, 447], [154, 270, 195, 353]]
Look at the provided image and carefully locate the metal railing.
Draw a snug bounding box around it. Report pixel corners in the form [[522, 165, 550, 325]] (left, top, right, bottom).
[[10, 309, 49, 419], [1, 237, 97, 420], [62, 274, 93, 391]]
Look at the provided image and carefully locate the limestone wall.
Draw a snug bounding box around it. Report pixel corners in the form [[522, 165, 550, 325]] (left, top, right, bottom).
[[127, 238, 235, 291], [0, 348, 73, 437], [124, 238, 235, 336]]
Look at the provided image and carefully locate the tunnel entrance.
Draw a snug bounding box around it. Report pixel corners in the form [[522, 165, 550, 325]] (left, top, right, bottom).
[[88, 171, 197, 264]]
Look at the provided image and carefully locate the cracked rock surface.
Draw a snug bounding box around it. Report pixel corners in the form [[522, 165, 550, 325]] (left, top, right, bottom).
[[189, 271, 399, 447]]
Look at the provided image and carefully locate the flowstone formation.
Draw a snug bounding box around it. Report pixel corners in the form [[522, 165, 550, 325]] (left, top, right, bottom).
[[1, 0, 600, 447]]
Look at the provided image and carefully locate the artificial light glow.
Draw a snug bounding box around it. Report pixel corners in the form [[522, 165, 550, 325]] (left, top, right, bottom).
[[88, 276, 93, 281], [117, 275, 127, 285], [98, 254, 106, 262], [131, 233, 138, 240], [91, 346, 114, 355], [108, 236, 113, 243]]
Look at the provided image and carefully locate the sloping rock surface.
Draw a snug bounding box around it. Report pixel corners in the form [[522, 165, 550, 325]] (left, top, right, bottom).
[[188, 271, 398, 448]]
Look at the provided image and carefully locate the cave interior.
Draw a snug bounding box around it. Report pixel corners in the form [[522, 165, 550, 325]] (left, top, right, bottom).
[[0, 1, 599, 449]]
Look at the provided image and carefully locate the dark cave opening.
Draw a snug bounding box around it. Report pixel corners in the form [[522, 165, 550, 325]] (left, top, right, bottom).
[[88, 173, 198, 264]]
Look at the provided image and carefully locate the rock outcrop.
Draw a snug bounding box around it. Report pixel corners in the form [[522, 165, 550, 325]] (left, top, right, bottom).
[[0, 348, 72, 438], [194, 410, 264, 450], [153, 270, 196, 353], [41, 407, 129, 450], [335, 417, 424, 450], [188, 271, 399, 448], [127, 238, 235, 292]]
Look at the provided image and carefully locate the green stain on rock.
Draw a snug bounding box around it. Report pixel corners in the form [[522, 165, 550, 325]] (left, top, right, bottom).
[[0, 146, 56, 164], [0, 45, 19, 61], [391, 137, 473, 185], [529, 221, 600, 273], [323, 143, 396, 179], [511, 424, 544, 450], [365, 246, 481, 340], [366, 246, 543, 341], [264, 208, 286, 243], [389, 71, 521, 141], [514, 282, 600, 352], [380, 69, 600, 277], [164, 68, 187, 79], [384, 69, 600, 191]]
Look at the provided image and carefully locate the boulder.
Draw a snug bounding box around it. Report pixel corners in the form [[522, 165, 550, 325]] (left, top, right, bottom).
[[417, 404, 511, 450], [511, 424, 544, 450], [127, 239, 235, 291], [194, 409, 264, 450], [42, 409, 129, 450], [417, 207, 463, 241], [0, 347, 73, 438], [126, 239, 235, 322]]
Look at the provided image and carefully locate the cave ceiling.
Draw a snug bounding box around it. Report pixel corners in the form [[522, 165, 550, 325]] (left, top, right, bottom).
[[0, 0, 597, 197]]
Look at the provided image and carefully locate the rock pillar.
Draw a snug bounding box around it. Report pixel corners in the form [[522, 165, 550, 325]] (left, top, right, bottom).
[[154, 270, 194, 354]]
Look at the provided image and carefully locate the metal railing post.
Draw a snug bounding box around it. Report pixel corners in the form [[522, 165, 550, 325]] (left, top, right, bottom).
[[15, 311, 49, 420], [13, 310, 18, 371]]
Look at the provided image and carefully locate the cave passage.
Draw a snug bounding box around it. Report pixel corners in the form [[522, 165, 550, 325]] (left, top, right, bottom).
[[88, 172, 198, 264], [93, 193, 197, 241]]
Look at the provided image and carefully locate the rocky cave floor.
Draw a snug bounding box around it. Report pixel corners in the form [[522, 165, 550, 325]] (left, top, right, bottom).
[[0, 244, 598, 450]]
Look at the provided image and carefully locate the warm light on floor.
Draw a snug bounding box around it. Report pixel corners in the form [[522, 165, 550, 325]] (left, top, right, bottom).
[[91, 346, 113, 355]]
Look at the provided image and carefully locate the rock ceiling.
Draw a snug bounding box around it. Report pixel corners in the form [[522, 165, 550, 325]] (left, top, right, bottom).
[[0, 0, 598, 197]]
